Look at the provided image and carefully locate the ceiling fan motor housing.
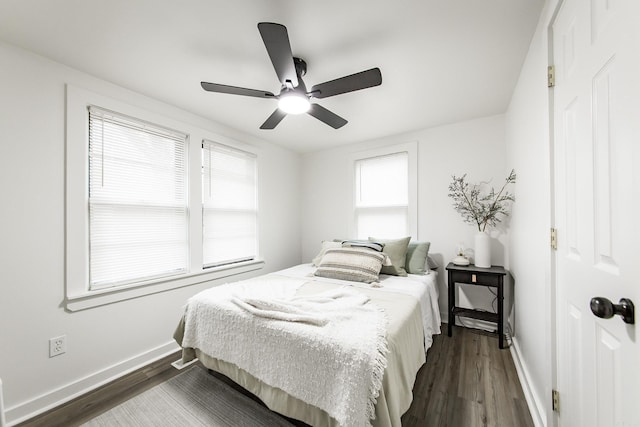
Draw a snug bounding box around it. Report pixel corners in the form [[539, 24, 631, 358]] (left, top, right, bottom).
[[293, 57, 307, 77]]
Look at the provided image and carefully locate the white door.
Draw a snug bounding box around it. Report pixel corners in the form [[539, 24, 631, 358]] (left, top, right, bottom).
[[552, 0, 640, 426]]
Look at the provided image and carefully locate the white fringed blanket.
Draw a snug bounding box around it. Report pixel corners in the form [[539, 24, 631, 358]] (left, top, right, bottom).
[[181, 275, 389, 427]]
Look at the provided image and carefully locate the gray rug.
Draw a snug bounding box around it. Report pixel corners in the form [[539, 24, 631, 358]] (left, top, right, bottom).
[[82, 366, 295, 426]]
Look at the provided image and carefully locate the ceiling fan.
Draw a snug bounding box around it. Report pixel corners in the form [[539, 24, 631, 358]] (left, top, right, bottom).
[[201, 22, 382, 130]]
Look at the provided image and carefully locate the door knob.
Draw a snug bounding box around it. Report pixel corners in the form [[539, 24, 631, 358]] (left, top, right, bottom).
[[590, 297, 635, 324]]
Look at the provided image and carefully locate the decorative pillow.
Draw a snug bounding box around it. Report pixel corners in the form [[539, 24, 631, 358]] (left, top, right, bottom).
[[341, 240, 385, 252], [405, 241, 431, 274], [369, 236, 411, 277], [311, 240, 342, 266], [314, 247, 386, 284]]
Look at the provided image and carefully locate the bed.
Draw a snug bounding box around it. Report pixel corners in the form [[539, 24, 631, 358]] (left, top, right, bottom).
[[174, 245, 441, 427]]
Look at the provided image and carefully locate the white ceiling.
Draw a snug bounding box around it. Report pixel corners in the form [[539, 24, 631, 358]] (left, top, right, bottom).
[[0, 0, 544, 153]]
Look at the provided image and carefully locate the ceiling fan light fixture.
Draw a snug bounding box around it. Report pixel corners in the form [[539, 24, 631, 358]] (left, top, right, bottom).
[[278, 92, 310, 114]]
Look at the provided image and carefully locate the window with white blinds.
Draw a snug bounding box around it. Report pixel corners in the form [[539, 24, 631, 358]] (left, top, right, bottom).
[[354, 151, 410, 239], [88, 106, 188, 288], [202, 140, 258, 267]]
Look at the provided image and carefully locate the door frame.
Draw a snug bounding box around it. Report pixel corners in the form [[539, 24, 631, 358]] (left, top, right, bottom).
[[547, 0, 565, 426]]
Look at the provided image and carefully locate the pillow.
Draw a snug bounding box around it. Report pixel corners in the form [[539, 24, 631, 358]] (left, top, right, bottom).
[[426, 255, 440, 270], [341, 240, 385, 252], [369, 236, 411, 277], [311, 240, 342, 266], [314, 247, 386, 284], [405, 241, 431, 275]]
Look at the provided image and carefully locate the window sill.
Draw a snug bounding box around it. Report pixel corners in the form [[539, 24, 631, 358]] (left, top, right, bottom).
[[65, 259, 265, 311]]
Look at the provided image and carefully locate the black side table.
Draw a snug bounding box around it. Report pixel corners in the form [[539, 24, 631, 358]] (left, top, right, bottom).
[[446, 262, 507, 349]]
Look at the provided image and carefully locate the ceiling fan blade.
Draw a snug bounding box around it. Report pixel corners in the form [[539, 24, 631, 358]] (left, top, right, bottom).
[[307, 104, 348, 129], [309, 68, 382, 99], [260, 109, 287, 129], [201, 82, 275, 98], [258, 22, 298, 87]]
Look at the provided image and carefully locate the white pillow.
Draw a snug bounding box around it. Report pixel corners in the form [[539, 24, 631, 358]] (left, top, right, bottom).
[[311, 240, 342, 266]]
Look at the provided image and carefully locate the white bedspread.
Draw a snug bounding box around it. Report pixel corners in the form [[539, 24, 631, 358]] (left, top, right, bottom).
[[277, 264, 441, 351], [181, 275, 389, 427]]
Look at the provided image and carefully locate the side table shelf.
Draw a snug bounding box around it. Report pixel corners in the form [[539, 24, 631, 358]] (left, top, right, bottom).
[[446, 262, 507, 349]]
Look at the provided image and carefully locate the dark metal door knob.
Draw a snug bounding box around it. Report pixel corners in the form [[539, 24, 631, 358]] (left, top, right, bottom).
[[590, 297, 635, 324]]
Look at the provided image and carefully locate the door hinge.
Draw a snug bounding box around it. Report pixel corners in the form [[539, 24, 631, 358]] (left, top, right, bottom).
[[552, 389, 560, 412], [550, 228, 558, 250], [548, 65, 555, 87]]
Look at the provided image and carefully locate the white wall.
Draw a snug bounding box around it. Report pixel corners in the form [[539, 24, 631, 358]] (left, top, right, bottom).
[[301, 115, 510, 321], [0, 41, 301, 425], [504, 0, 558, 425]]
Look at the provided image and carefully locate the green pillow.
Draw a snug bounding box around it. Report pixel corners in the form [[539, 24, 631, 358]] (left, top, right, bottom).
[[405, 241, 431, 274], [369, 236, 411, 276]]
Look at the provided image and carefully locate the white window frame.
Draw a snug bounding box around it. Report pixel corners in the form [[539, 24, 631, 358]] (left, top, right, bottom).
[[348, 142, 418, 239], [66, 85, 263, 311]]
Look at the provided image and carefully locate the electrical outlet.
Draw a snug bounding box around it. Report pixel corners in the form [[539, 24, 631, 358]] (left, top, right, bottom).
[[49, 335, 66, 357]]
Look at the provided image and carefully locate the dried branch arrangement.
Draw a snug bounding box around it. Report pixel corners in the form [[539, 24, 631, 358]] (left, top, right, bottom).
[[448, 169, 516, 232]]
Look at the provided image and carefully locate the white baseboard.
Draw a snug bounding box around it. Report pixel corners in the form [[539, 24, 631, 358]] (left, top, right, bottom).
[[510, 336, 546, 427], [1, 378, 7, 427], [5, 341, 180, 426], [441, 310, 499, 333]]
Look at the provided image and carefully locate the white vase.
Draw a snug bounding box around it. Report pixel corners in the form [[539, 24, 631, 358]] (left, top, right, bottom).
[[474, 231, 491, 268]]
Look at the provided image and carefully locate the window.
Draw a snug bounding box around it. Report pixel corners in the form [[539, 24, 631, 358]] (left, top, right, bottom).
[[65, 85, 263, 310], [202, 141, 258, 267], [350, 142, 417, 239], [88, 107, 189, 289]]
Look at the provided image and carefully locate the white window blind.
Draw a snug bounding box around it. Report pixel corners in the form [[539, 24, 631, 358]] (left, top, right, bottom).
[[354, 151, 409, 239], [88, 106, 188, 288], [202, 140, 257, 267]]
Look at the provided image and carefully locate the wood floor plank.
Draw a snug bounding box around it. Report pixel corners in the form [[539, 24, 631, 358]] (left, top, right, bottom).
[[453, 397, 490, 427], [458, 331, 485, 404], [420, 328, 462, 426]]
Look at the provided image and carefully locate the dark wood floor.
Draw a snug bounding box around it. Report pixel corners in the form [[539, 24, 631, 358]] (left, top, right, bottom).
[[19, 325, 533, 427], [401, 326, 534, 427]]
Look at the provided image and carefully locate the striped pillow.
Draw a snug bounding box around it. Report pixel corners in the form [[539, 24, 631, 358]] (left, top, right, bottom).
[[314, 247, 386, 284], [341, 240, 385, 252]]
